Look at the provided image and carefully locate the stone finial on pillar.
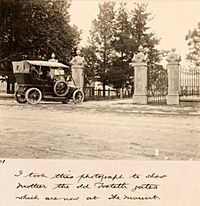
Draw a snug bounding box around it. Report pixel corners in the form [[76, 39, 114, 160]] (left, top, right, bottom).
[[132, 46, 148, 64], [131, 46, 148, 104], [166, 48, 181, 64], [166, 48, 181, 105], [70, 49, 86, 90]]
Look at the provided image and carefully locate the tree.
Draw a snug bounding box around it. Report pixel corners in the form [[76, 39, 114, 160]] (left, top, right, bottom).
[[81, 45, 97, 86], [108, 2, 133, 89], [0, 0, 80, 73], [89, 1, 116, 95], [85, 2, 162, 92], [130, 3, 165, 93], [185, 22, 200, 67], [112, 2, 131, 59], [130, 3, 161, 63]]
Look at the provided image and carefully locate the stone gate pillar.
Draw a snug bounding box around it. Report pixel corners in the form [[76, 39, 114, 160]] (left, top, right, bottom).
[[70, 49, 86, 90], [131, 46, 148, 104], [166, 48, 181, 105]]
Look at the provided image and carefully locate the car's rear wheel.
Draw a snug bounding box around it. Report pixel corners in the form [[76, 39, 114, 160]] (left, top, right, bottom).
[[54, 80, 69, 97], [72, 89, 84, 104], [15, 91, 27, 104], [25, 88, 42, 105]]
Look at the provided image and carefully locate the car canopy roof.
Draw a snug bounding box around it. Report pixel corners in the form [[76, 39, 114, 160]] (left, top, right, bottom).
[[25, 60, 69, 68]]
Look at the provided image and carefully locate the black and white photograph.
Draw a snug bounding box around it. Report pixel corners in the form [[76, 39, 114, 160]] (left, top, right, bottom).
[[0, 0, 200, 205]]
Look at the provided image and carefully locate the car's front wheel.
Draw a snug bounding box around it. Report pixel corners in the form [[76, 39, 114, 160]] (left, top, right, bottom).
[[72, 89, 84, 104]]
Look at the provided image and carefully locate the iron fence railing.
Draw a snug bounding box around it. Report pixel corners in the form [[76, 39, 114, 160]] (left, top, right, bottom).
[[179, 67, 200, 97], [84, 87, 132, 100]]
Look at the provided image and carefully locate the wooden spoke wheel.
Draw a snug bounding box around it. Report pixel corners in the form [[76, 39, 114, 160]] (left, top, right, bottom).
[[15, 91, 27, 104], [54, 80, 69, 97], [25, 88, 42, 105], [72, 89, 84, 104]]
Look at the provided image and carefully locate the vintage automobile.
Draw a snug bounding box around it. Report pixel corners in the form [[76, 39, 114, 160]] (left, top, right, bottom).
[[12, 60, 84, 105]]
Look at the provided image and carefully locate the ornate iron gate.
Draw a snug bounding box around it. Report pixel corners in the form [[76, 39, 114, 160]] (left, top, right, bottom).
[[179, 67, 200, 98], [147, 65, 168, 104]]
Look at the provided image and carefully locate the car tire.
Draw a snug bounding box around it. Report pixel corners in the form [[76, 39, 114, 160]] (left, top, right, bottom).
[[54, 80, 69, 97], [25, 87, 42, 105], [72, 89, 84, 104], [15, 91, 27, 104]]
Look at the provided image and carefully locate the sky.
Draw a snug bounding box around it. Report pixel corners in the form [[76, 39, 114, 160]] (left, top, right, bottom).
[[69, 0, 200, 65]]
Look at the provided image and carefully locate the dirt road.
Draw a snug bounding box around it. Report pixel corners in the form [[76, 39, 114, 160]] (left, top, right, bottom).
[[0, 99, 199, 160]]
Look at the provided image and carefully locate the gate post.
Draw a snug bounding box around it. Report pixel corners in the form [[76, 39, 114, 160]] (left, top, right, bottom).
[[70, 49, 86, 90], [166, 48, 181, 105], [131, 46, 148, 104]]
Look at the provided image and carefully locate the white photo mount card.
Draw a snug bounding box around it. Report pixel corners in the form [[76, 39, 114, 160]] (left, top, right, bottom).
[[0, 159, 200, 206], [1, 0, 200, 206]]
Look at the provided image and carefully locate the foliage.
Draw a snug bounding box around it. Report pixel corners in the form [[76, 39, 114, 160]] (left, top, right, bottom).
[[112, 3, 132, 59], [130, 3, 161, 63], [109, 3, 133, 89], [106, 58, 133, 89], [185, 22, 200, 67], [81, 45, 97, 85], [88, 1, 116, 93], [0, 0, 80, 73], [85, 2, 161, 90]]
